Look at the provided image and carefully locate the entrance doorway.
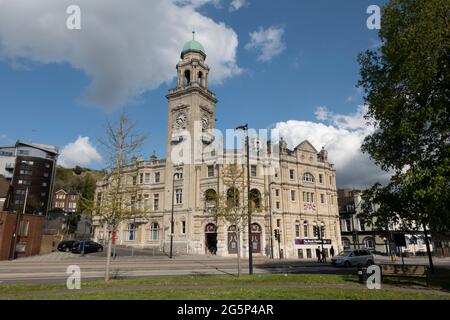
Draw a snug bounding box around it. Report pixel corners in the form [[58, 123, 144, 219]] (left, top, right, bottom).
[[205, 223, 217, 254], [251, 223, 262, 253]]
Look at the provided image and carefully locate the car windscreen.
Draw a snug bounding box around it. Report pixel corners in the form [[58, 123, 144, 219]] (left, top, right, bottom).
[[337, 251, 351, 256]]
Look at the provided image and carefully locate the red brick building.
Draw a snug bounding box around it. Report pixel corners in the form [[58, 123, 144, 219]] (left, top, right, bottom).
[[0, 175, 11, 210], [0, 211, 44, 260]]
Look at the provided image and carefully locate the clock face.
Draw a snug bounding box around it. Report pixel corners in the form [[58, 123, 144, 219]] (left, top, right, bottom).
[[175, 113, 187, 127], [202, 115, 209, 129]]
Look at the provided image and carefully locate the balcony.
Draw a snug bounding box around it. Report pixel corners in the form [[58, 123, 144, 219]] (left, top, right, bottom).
[[5, 163, 14, 170]]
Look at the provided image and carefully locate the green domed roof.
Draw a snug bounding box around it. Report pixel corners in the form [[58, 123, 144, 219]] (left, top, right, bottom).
[[181, 36, 206, 58]]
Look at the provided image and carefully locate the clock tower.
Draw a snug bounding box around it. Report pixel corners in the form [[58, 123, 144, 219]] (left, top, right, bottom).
[[164, 33, 218, 238]]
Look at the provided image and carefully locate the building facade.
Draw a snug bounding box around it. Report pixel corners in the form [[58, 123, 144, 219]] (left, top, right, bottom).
[[52, 189, 79, 214], [338, 189, 433, 256], [0, 141, 58, 215], [0, 175, 11, 210], [92, 37, 342, 259]]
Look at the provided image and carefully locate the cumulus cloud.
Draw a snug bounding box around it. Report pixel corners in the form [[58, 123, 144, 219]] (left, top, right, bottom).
[[275, 106, 391, 189], [229, 0, 250, 11], [245, 26, 286, 62], [0, 0, 241, 109], [59, 137, 102, 168]]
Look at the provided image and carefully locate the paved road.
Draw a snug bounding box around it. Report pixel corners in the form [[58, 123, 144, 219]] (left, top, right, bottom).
[[0, 251, 448, 285]]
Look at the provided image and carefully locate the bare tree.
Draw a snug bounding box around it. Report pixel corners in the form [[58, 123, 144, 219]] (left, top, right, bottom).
[[86, 111, 147, 281], [211, 163, 261, 277]]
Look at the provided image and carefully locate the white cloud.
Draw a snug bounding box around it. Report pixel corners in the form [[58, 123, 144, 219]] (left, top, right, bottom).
[[229, 0, 250, 11], [275, 106, 391, 189], [58, 137, 102, 168], [175, 0, 222, 8], [0, 0, 241, 109], [245, 26, 286, 62]]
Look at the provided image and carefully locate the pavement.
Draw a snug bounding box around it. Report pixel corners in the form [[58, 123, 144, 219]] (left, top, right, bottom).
[[0, 249, 449, 285]]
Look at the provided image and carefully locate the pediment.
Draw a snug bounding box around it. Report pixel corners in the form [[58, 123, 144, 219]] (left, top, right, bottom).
[[294, 140, 318, 153]]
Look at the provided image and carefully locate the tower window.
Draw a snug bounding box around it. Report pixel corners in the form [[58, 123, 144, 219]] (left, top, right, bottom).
[[198, 71, 204, 87], [184, 70, 191, 86]]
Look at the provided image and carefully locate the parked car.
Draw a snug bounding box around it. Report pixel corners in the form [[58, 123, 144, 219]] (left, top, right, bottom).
[[71, 241, 103, 254], [331, 249, 374, 267], [57, 240, 77, 252]]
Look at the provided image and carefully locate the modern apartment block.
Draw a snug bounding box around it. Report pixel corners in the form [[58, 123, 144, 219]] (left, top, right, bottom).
[[0, 141, 58, 215]]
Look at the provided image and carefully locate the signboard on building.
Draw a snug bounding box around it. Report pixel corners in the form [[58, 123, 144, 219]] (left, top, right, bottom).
[[295, 239, 332, 245]]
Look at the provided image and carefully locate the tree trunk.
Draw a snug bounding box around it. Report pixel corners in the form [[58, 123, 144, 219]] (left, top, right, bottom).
[[237, 229, 241, 277], [105, 231, 112, 281]]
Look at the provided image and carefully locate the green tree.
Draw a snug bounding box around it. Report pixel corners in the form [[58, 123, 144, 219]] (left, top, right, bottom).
[[357, 0, 450, 235], [358, 0, 450, 273]]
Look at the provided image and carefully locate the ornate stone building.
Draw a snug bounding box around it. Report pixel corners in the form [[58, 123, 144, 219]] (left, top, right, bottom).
[[92, 36, 342, 259]]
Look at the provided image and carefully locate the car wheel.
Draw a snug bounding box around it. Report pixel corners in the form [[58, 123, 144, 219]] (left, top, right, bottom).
[[344, 261, 351, 268]]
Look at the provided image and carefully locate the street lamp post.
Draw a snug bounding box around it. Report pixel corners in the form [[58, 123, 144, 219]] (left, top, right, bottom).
[[268, 182, 275, 259], [236, 124, 253, 275]]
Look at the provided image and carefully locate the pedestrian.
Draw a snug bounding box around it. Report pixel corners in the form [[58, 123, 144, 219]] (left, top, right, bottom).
[[322, 248, 327, 263], [330, 246, 335, 258], [316, 247, 322, 263]]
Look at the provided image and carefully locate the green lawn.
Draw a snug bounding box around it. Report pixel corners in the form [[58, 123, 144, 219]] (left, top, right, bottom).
[[0, 273, 448, 300]]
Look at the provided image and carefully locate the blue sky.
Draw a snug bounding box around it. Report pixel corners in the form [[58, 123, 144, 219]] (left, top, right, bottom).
[[0, 0, 388, 188]]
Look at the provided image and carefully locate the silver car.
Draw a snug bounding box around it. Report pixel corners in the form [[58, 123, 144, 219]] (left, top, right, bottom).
[[331, 249, 374, 267]]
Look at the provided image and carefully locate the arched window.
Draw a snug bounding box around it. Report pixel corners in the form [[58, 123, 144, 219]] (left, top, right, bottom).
[[204, 189, 217, 209], [227, 188, 240, 208], [198, 71, 204, 87], [150, 223, 159, 241], [184, 70, 191, 86], [303, 172, 315, 183], [250, 189, 262, 211]]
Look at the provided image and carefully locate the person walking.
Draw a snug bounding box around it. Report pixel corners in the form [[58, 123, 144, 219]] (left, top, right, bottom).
[[316, 247, 322, 263], [322, 248, 327, 263], [330, 246, 335, 258]]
